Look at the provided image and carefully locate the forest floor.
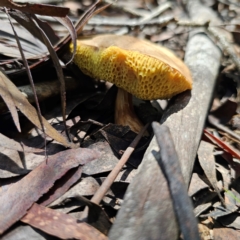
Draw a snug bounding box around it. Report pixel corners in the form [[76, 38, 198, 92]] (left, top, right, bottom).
[[1, 0, 240, 239]]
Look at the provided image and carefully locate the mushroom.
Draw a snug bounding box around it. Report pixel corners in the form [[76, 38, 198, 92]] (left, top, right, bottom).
[[70, 35, 192, 133]]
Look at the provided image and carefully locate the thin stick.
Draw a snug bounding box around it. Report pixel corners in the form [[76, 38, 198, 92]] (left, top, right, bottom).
[[88, 2, 171, 28], [93, 124, 149, 204], [88, 15, 173, 28], [81, 123, 149, 219]]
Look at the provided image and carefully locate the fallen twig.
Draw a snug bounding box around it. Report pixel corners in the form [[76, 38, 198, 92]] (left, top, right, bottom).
[[81, 123, 149, 220]]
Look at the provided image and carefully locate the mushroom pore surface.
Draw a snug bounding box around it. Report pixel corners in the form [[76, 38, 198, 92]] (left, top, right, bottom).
[[70, 35, 192, 100]]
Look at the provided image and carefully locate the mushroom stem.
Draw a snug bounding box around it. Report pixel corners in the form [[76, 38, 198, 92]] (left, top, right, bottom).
[[115, 87, 144, 134]]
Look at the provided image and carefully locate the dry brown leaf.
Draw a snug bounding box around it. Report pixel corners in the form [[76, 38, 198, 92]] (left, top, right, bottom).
[[0, 148, 99, 234], [0, 0, 69, 17], [0, 71, 73, 148], [21, 203, 107, 240], [198, 141, 224, 204], [0, 133, 42, 153], [0, 71, 20, 132], [213, 227, 240, 240], [0, 19, 47, 59], [48, 177, 100, 208], [55, 16, 77, 64], [39, 166, 83, 206]]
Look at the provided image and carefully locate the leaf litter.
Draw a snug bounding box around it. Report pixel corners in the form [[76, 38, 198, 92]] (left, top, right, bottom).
[[2, 0, 240, 239], [0, 71, 72, 148], [0, 148, 99, 234], [21, 203, 107, 240]]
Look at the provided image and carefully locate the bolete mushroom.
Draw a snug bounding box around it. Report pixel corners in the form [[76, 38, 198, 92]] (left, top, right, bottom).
[[70, 34, 192, 133]]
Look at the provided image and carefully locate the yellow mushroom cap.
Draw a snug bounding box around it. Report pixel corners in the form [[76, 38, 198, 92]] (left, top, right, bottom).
[[70, 34, 192, 100]]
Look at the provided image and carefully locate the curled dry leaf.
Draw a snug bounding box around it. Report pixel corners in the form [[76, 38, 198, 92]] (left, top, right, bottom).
[[55, 16, 77, 64], [7, 10, 58, 66], [8, 11, 59, 48], [21, 203, 107, 240], [0, 148, 100, 234], [27, 14, 69, 141], [5, 11, 72, 145]]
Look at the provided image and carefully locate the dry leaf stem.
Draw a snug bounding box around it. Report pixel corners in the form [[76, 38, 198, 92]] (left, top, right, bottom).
[[92, 123, 149, 204], [88, 15, 173, 27], [88, 2, 171, 27], [82, 123, 149, 219]]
